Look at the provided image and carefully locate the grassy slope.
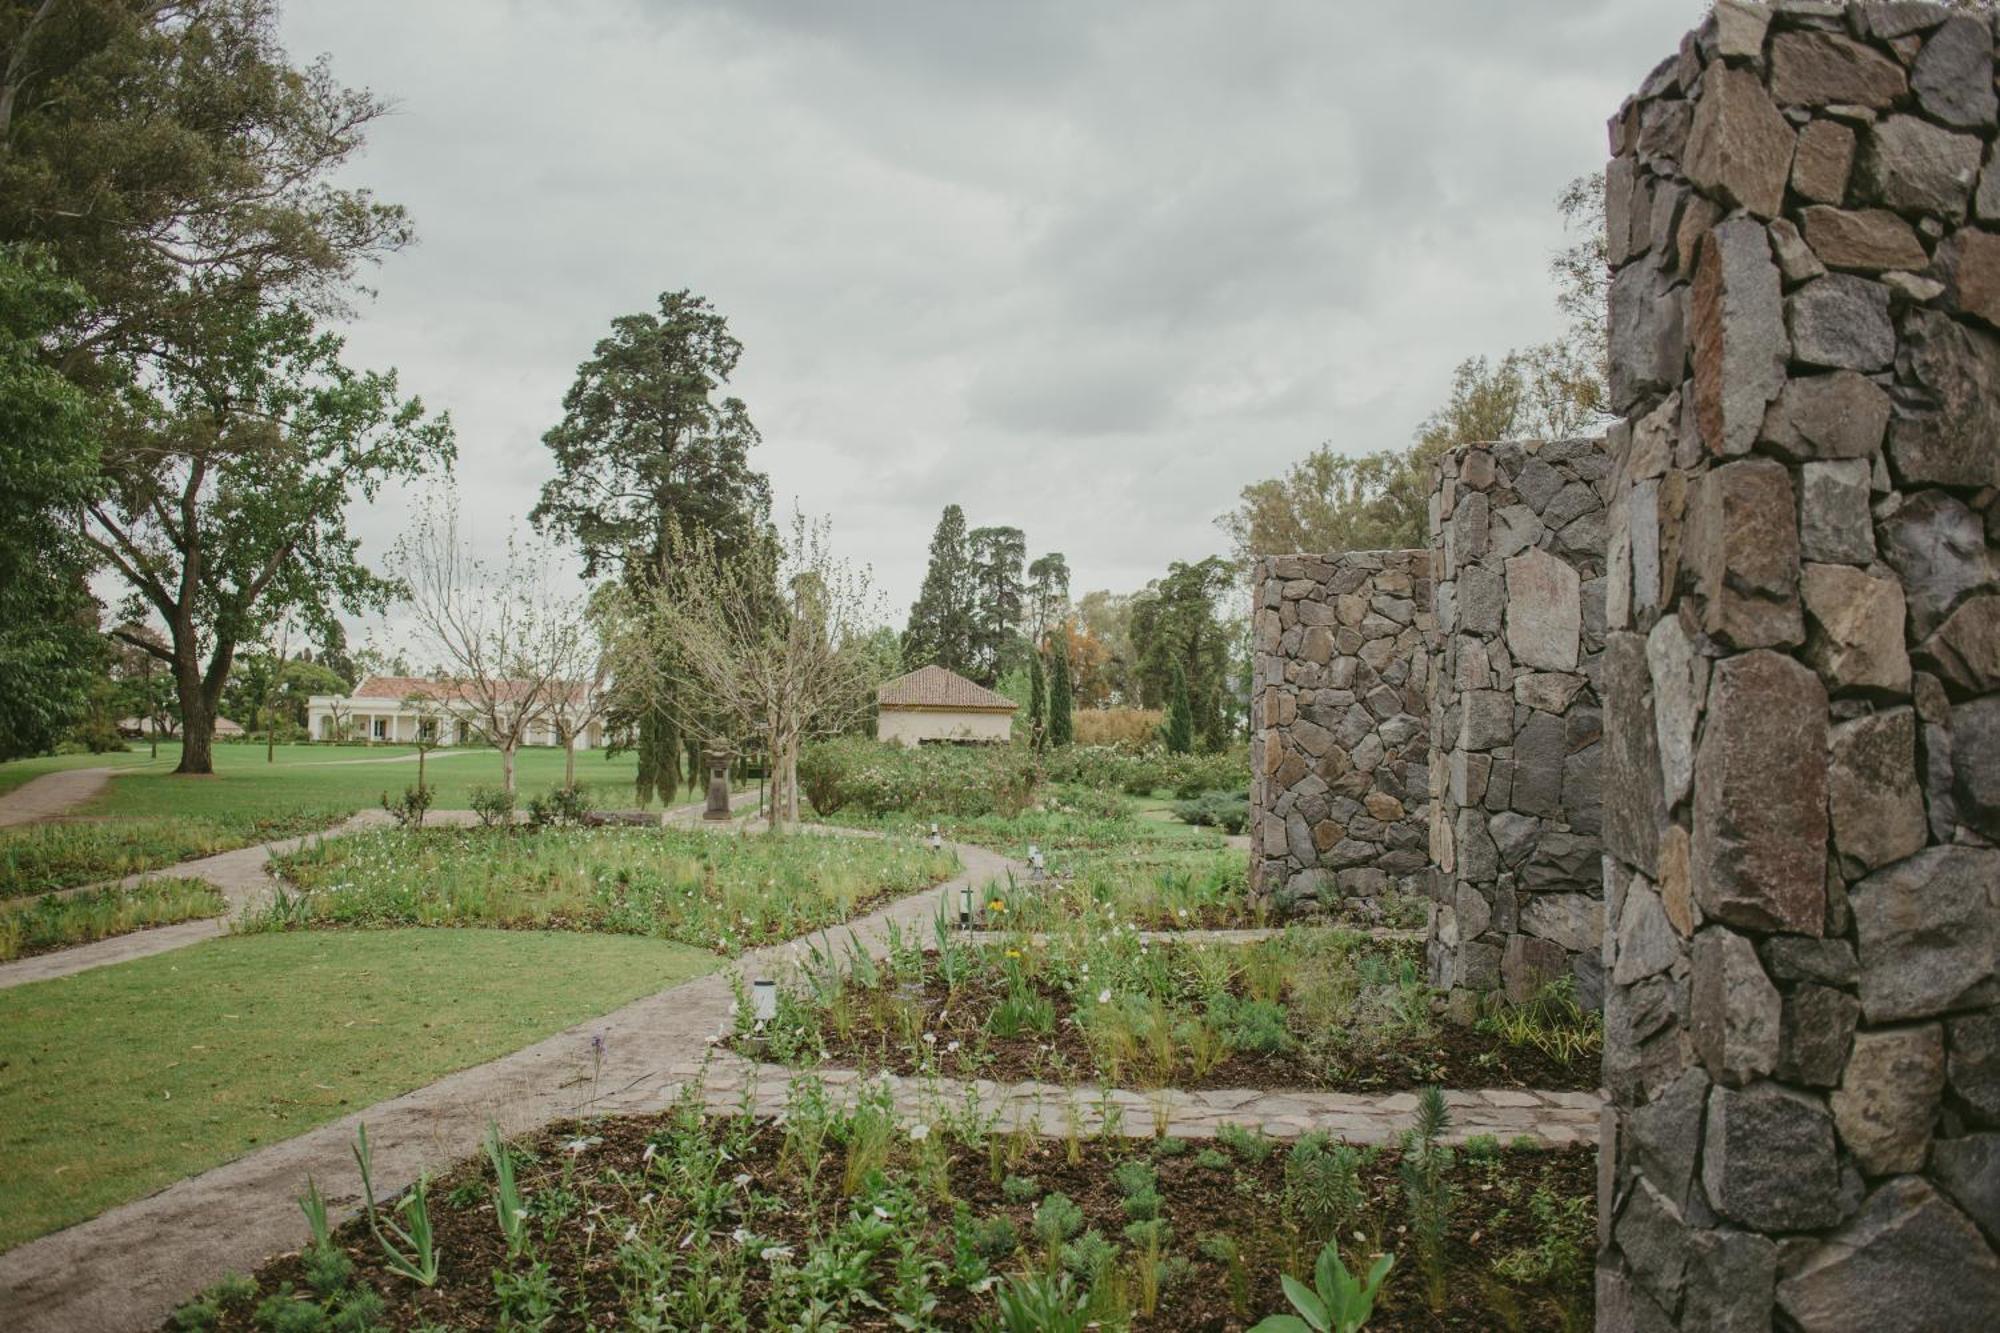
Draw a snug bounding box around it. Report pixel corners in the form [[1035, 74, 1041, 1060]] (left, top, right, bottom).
[[0, 929, 716, 1250]]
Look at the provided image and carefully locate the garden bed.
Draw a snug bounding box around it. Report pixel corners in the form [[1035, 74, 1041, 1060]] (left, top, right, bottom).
[[0, 877, 225, 961], [169, 1082, 1592, 1331], [258, 825, 960, 955], [0, 812, 342, 899], [740, 930, 1599, 1094]]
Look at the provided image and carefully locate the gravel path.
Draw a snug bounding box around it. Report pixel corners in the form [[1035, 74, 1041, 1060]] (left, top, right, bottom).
[[0, 768, 114, 828]]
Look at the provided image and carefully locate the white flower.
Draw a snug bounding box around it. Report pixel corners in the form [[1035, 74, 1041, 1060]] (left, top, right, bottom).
[[946, 1040, 961, 1053], [873, 1205, 891, 1220], [1098, 989, 1112, 1005], [922, 1031, 937, 1046], [622, 1223, 639, 1243], [562, 1135, 601, 1156], [733, 1172, 753, 1188], [731, 1226, 753, 1244], [760, 1244, 794, 1262], [642, 1144, 657, 1164], [908, 1123, 930, 1142]]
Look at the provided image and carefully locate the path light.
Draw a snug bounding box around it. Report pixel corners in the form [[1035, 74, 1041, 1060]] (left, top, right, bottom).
[[1028, 844, 1045, 882], [751, 978, 777, 1029], [928, 823, 943, 852], [960, 883, 973, 930]]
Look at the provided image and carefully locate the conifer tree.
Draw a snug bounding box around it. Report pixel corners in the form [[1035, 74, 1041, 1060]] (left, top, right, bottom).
[[902, 505, 976, 673], [1049, 643, 1073, 748], [1163, 660, 1194, 754], [1028, 650, 1047, 751]]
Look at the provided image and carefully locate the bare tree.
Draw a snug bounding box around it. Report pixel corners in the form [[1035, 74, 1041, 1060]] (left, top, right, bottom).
[[629, 513, 881, 831], [544, 586, 621, 790], [392, 499, 579, 795]]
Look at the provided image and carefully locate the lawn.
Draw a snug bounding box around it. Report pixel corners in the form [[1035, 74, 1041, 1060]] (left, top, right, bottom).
[[172, 1078, 1594, 1330], [258, 825, 961, 956], [0, 928, 717, 1250]]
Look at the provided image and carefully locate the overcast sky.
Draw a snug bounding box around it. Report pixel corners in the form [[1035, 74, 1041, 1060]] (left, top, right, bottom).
[[277, 0, 1705, 636]]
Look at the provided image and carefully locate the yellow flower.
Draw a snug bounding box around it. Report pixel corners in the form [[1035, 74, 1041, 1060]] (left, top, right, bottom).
[[989, 899, 1007, 913], [1005, 948, 1021, 959]]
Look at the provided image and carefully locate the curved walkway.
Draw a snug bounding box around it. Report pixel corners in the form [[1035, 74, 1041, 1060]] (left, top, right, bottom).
[[0, 767, 113, 828]]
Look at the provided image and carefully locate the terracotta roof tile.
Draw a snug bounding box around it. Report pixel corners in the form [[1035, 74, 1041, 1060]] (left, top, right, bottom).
[[876, 665, 1017, 711]]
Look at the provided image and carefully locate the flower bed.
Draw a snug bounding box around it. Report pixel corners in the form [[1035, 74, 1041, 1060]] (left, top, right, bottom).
[[169, 1079, 1592, 1331], [740, 927, 1599, 1093], [257, 826, 959, 956]]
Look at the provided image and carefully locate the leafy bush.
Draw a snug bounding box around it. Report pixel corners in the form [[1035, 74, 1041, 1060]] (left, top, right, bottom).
[[798, 738, 1039, 818], [1174, 789, 1250, 834], [1070, 708, 1164, 747], [1248, 1241, 1394, 1333], [526, 783, 593, 829], [379, 784, 433, 829], [1041, 745, 1249, 799], [468, 785, 515, 829]]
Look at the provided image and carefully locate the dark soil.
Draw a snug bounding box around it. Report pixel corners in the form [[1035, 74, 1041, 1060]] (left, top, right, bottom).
[[175, 1111, 1594, 1331], [774, 970, 1598, 1093]]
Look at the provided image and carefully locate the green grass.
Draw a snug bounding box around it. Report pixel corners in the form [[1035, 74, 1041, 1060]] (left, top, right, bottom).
[[0, 877, 225, 960], [0, 928, 717, 1250], [70, 742, 660, 825], [259, 826, 960, 955], [0, 813, 340, 899], [0, 749, 166, 798]]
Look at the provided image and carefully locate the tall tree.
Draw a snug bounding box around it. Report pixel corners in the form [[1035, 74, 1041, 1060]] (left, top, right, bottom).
[[966, 524, 1026, 685], [1129, 557, 1235, 751], [902, 504, 975, 675], [0, 246, 97, 759], [1162, 660, 1193, 755], [1048, 643, 1073, 749], [532, 290, 772, 805], [86, 304, 451, 773], [1027, 651, 1047, 752], [1027, 552, 1070, 644]]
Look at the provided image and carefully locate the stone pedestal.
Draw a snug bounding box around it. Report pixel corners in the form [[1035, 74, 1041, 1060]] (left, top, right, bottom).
[[702, 753, 732, 821], [1425, 438, 1611, 1014], [1249, 550, 1432, 921], [1599, 5, 2000, 1327]]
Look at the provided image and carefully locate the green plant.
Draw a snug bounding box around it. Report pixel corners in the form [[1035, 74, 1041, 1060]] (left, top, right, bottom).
[[1195, 1147, 1230, 1170], [1172, 788, 1251, 834], [1032, 1192, 1085, 1253], [1000, 1173, 1040, 1204], [352, 1123, 442, 1287], [1476, 975, 1602, 1064], [968, 1213, 1020, 1263], [485, 1120, 528, 1257], [1248, 1241, 1395, 1333], [493, 1260, 561, 1329], [526, 783, 593, 829], [1399, 1087, 1455, 1312], [1283, 1137, 1369, 1243], [1218, 1122, 1276, 1162], [1492, 1184, 1593, 1288], [379, 783, 433, 829], [469, 785, 516, 829], [992, 1271, 1091, 1333]]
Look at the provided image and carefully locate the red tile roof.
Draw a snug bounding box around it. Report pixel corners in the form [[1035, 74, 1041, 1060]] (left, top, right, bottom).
[[876, 665, 1017, 712]]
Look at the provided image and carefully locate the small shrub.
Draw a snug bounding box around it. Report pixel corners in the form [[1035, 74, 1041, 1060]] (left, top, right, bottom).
[[468, 785, 516, 829], [526, 783, 593, 829], [968, 1214, 1021, 1263], [1194, 1148, 1231, 1171], [798, 737, 1040, 817], [379, 784, 433, 829], [1247, 1241, 1394, 1333], [1000, 1173, 1041, 1204], [1032, 1192, 1085, 1249], [1172, 789, 1251, 834], [1061, 1227, 1117, 1283], [1218, 1123, 1276, 1163]]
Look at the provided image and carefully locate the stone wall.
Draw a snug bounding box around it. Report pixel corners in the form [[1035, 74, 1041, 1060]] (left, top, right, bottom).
[[1599, 4, 2000, 1328], [1249, 551, 1432, 919], [1425, 439, 1612, 1017]]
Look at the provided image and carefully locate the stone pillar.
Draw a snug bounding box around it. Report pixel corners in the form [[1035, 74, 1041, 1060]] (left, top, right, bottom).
[[1426, 438, 1611, 1017], [702, 752, 732, 821], [1600, 5, 2000, 1328], [1249, 550, 1432, 921]]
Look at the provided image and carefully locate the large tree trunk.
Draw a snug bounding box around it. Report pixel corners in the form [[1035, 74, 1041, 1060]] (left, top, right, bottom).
[[173, 636, 215, 776]]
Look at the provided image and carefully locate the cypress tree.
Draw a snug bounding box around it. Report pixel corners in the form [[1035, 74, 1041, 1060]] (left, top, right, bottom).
[[1049, 645, 1073, 747], [1163, 660, 1194, 754], [903, 505, 976, 673], [1028, 651, 1047, 751]]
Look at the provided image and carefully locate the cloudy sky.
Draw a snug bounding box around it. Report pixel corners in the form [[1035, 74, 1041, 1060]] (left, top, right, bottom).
[[278, 0, 1705, 630]]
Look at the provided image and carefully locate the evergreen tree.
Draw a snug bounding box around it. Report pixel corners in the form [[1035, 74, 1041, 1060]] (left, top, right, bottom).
[[967, 525, 1027, 685], [1130, 557, 1236, 750], [1163, 660, 1194, 754], [1049, 644, 1073, 748], [1027, 651, 1047, 752], [902, 505, 976, 674], [532, 290, 772, 805]]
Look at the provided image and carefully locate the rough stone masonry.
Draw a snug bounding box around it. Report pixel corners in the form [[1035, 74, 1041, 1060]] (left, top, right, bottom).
[[1427, 438, 1612, 1019], [1600, 3, 2000, 1329], [1248, 551, 1432, 919]]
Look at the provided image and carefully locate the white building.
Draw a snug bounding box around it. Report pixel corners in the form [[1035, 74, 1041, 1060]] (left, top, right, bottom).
[[876, 665, 1017, 747], [306, 675, 604, 748]]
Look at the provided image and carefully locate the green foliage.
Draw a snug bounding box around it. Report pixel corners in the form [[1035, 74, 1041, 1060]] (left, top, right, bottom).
[[379, 784, 433, 830], [903, 505, 977, 674], [1038, 743, 1248, 799], [1491, 1185, 1593, 1288], [1049, 645, 1074, 748], [353, 1124, 441, 1287], [485, 1122, 529, 1258], [1399, 1087, 1456, 1312], [1027, 652, 1048, 751], [1218, 1123, 1276, 1163], [1032, 1192, 1085, 1250], [525, 783, 593, 829], [1476, 975, 1603, 1065], [1162, 661, 1194, 754], [0, 246, 99, 761], [0, 814, 331, 900], [469, 786, 516, 829], [1000, 1173, 1041, 1204], [1130, 556, 1237, 750], [1283, 1137, 1369, 1244], [0, 876, 224, 962], [967, 1213, 1020, 1263], [968, 525, 1028, 684], [797, 738, 1039, 818], [1173, 789, 1251, 833], [992, 1271, 1091, 1333], [1248, 1242, 1395, 1333]]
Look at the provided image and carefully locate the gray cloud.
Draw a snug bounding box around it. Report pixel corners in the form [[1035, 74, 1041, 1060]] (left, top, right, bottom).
[[280, 0, 1703, 633]]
